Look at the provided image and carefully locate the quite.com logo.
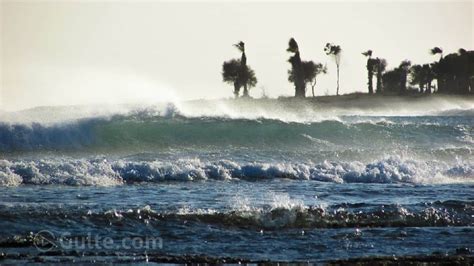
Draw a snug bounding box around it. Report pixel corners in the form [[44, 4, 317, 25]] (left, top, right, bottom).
[[33, 230, 162, 252], [33, 230, 57, 252]]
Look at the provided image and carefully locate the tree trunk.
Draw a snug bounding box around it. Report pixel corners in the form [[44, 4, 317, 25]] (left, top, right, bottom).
[[436, 77, 442, 93], [312, 79, 317, 97], [376, 72, 382, 93], [368, 70, 373, 94], [400, 71, 407, 94], [295, 86, 305, 97], [336, 65, 340, 96], [233, 82, 240, 98], [460, 76, 470, 94], [242, 84, 249, 97], [470, 77, 474, 94]]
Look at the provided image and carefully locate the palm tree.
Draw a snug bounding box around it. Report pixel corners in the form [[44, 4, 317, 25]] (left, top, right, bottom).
[[430, 47, 444, 92], [423, 64, 435, 93], [287, 38, 305, 97], [431, 49, 472, 94], [222, 41, 257, 98], [399, 60, 411, 93], [234, 42, 250, 97], [324, 43, 342, 95], [288, 61, 327, 97], [430, 47, 443, 59], [362, 50, 375, 94], [410, 64, 426, 92], [374, 58, 387, 93]]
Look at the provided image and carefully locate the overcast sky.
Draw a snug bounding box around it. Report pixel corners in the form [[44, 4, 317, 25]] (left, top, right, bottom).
[[1, 0, 472, 110]]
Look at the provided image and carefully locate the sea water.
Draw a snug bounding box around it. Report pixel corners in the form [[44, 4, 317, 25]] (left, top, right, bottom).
[[0, 97, 473, 262]]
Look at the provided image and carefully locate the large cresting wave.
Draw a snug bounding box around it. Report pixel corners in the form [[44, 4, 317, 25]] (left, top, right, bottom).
[[0, 105, 472, 152]]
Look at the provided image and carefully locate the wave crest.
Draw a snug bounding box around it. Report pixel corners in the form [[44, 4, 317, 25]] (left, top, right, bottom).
[[1, 201, 472, 229], [0, 157, 471, 186]]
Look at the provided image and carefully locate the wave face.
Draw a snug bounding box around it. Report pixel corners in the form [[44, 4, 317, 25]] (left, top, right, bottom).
[[0, 157, 472, 186], [0, 105, 472, 154]]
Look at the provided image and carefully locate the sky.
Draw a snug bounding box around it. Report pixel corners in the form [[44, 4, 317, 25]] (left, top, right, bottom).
[[1, 0, 472, 110]]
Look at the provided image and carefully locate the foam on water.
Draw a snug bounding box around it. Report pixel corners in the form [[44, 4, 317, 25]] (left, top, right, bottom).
[[1, 198, 472, 229], [0, 157, 472, 187]]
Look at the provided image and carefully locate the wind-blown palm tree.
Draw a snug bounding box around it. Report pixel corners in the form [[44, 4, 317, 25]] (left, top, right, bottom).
[[362, 50, 375, 94], [287, 38, 305, 97], [430, 47, 444, 93], [324, 43, 342, 95], [430, 47, 443, 59], [222, 41, 257, 98], [288, 61, 327, 97]]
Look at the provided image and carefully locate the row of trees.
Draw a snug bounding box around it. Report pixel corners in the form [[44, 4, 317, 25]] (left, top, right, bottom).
[[365, 48, 474, 95], [222, 38, 333, 98], [222, 40, 473, 98]]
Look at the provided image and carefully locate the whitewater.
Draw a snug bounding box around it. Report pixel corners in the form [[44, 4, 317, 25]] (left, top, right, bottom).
[[0, 95, 473, 263]]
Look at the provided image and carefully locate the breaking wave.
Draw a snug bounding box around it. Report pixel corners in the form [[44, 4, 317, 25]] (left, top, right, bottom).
[[0, 108, 472, 152], [0, 200, 472, 230], [0, 157, 472, 186]]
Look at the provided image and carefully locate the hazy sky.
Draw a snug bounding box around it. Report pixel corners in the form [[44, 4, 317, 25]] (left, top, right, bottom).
[[1, 0, 472, 110]]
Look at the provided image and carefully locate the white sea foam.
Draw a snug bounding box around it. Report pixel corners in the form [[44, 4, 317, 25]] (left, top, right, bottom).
[[0, 157, 472, 187]]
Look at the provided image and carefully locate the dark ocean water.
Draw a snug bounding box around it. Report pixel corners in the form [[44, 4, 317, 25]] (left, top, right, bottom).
[[0, 99, 473, 263]]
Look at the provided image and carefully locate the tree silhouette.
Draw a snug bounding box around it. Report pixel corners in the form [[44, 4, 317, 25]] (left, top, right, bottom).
[[307, 63, 328, 97], [374, 58, 387, 93], [382, 60, 411, 94], [287, 38, 306, 97], [382, 69, 400, 94], [289, 61, 327, 97], [324, 43, 342, 95], [362, 50, 376, 94], [430, 47, 444, 92], [423, 64, 435, 93], [410, 64, 426, 92], [432, 49, 472, 94], [222, 41, 257, 98], [399, 60, 411, 93], [430, 47, 443, 58], [222, 59, 242, 97], [410, 64, 434, 93]]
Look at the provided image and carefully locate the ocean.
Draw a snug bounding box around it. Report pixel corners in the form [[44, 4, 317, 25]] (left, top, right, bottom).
[[0, 96, 473, 263]]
